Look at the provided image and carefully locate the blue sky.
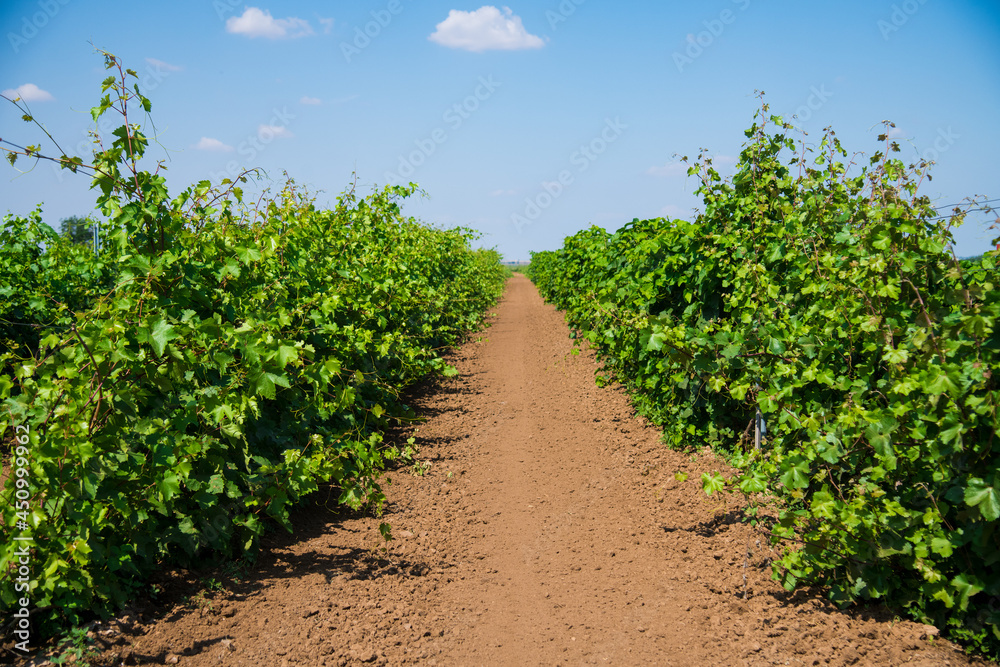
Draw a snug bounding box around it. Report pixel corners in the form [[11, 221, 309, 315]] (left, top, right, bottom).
[[1, 1, 998, 261]]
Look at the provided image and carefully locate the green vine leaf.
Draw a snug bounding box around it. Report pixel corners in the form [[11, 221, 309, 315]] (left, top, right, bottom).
[[965, 478, 1000, 521], [701, 472, 726, 496]]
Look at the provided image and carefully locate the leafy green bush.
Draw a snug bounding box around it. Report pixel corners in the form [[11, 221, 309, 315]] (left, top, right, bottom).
[[529, 103, 999, 658], [0, 52, 506, 631]]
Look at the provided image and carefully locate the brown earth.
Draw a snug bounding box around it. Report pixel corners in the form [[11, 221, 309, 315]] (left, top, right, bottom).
[[20, 274, 995, 666]]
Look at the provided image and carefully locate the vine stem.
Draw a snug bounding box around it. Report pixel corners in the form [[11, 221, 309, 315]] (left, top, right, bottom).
[[70, 324, 104, 435]]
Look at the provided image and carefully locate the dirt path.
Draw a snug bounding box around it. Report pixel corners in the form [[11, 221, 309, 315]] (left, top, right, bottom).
[[87, 274, 988, 666]]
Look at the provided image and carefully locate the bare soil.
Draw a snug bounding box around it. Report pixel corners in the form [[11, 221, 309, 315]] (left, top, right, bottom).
[[20, 274, 996, 666]]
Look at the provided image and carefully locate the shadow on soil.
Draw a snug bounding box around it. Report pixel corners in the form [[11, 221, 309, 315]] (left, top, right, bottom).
[[663, 505, 960, 652], [4, 354, 475, 666], [118, 364, 472, 629]]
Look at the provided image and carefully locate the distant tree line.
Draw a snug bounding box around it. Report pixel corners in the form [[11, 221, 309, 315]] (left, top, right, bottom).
[[59, 215, 95, 246]]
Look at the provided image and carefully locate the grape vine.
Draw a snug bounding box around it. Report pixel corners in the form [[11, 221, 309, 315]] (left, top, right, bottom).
[[528, 102, 999, 658], [0, 51, 507, 632]]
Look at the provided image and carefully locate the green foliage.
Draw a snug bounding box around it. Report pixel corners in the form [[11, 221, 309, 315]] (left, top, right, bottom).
[[49, 625, 100, 666], [0, 51, 507, 634], [529, 103, 1000, 659]]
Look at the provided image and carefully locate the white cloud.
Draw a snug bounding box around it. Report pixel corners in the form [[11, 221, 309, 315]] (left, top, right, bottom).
[[888, 126, 907, 138], [300, 96, 322, 105], [257, 124, 293, 140], [318, 16, 334, 34], [226, 7, 314, 39], [193, 137, 234, 152], [145, 58, 182, 72], [490, 188, 516, 197], [2, 83, 54, 102], [429, 6, 544, 52]]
